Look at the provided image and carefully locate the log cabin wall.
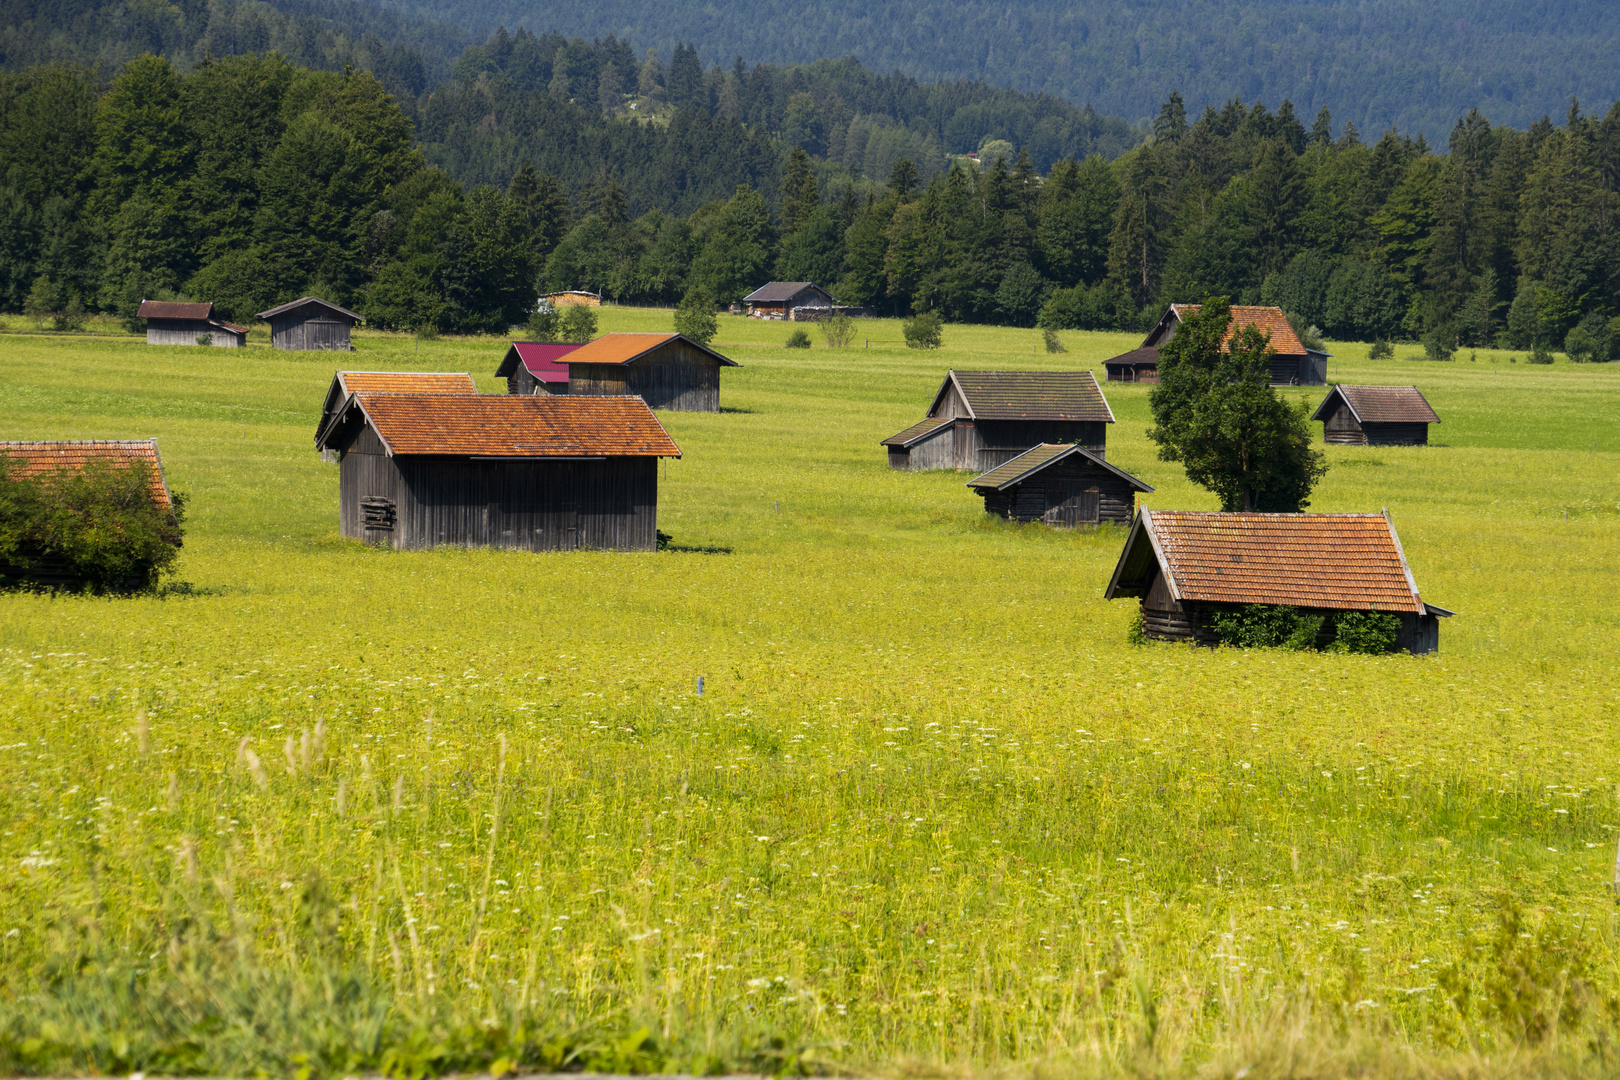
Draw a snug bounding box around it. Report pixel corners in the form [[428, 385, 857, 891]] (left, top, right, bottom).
[[1322, 401, 1367, 444], [1139, 570, 1219, 644], [337, 425, 400, 544]]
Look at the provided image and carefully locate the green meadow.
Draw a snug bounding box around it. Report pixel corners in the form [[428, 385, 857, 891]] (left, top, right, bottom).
[[0, 312, 1617, 1078]]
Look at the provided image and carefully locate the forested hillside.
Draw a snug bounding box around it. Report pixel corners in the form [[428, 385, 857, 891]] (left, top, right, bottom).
[[359, 0, 1620, 140]]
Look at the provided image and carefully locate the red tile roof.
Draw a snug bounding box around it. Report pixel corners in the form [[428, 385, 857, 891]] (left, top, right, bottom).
[[560, 333, 738, 367], [1119, 510, 1428, 613], [1169, 304, 1308, 356], [1313, 385, 1440, 425], [495, 342, 583, 382], [349, 393, 681, 458], [138, 301, 213, 321], [338, 372, 477, 396], [0, 439, 172, 508], [934, 370, 1115, 422]]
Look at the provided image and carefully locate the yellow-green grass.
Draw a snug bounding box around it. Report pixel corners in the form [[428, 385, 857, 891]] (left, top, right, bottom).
[[0, 315, 1617, 1078]]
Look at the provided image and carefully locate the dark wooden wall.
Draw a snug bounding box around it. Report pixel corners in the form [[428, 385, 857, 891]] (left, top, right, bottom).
[[1364, 421, 1430, 446], [570, 342, 722, 411], [1269, 356, 1327, 386], [979, 456, 1139, 526], [974, 420, 1108, 469], [339, 425, 659, 551], [1321, 400, 1366, 444], [1105, 364, 1158, 383], [270, 310, 355, 351]]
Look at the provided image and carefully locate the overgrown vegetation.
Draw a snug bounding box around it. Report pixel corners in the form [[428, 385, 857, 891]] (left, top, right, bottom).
[[1205, 604, 1401, 654], [902, 310, 942, 348]]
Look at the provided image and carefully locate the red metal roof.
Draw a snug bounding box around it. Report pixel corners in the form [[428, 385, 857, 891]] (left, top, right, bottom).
[[496, 342, 583, 382], [1169, 304, 1308, 356], [138, 301, 213, 321], [348, 393, 681, 458], [1120, 510, 1428, 613], [1313, 385, 1440, 425], [1, 439, 172, 508]]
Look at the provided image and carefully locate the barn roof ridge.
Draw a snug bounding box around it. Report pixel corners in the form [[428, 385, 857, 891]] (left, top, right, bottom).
[[965, 442, 1153, 493], [333, 391, 681, 458], [256, 296, 365, 322], [559, 332, 739, 368], [931, 369, 1115, 423]]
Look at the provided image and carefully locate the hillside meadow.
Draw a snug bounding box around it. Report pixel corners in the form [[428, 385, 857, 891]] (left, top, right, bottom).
[[0, 312, 1617, 1078]]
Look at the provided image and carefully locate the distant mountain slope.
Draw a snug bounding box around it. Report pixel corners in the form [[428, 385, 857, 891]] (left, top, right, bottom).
[[368, 0, 1620, 138]]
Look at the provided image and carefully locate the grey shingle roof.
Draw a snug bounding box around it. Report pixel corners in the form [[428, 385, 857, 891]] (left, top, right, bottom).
[[966, 443, 1153, 492], [935, 370, 1115, 422]]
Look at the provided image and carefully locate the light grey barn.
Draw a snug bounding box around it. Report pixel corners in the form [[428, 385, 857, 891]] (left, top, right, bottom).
[[966, 443, 1152, 527], [138, 301, 247, 347], [258, 297, 364, 351], [315, 392, 681, 552]]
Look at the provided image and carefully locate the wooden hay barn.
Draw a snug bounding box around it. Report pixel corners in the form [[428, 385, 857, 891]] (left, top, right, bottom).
[[315, 371, 476, 459], [257, 297, 363, 351], [495, 342, 582, 395], [138, 301, 247, 347], [315, 393, 680, 552], [1312, 385, 1439, 445], [882, 370, 1115, 472], [742, 282, 835, 320], [561, 333, 738, 412], [1104, 509, 1451, 654], [1103, 304, 1329, 386], [0, 439, 179, 589], [967, 443, 1152, 527]]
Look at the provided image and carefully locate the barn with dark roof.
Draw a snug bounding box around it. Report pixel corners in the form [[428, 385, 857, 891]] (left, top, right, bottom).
[[561, 333, 738, 412], [138, 301, 247, 347], [1105, 509, 1451, 653], [882, 370, 1115, 472], [1312, 385, 1439, 445], [315, 393, 681, 551], [496, 342, 582, 395], [1103, 304, 1329, 386], [967, 444, 1152, 527], [742, 282, 835, 319]]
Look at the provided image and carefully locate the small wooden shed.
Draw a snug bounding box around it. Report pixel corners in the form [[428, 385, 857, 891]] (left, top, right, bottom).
[[967, 443, 1153, 526], [257, 297, 363, 351], [316, 393, 681, 552], [883, 370, 1116, 472], [1311, 385, 1439, 445], [742, 282, 836, 320], [1104, 509, 1452, 654], [315, 371, 476, 458], [495, 342, 583, 395], [562, 333, 738, 412], [137, 301, 247, 347], [1104, 304, 1329, 386], [0, 439, 179, 588]]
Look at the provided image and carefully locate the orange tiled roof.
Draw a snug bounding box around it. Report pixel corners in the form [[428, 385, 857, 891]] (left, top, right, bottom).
[[560, 333, 738, 367], [350, 393, 681, 458], [1314, 385, 1440, 425], [338, 372, 477, 396], [1171, 304, 1308, 356], [0, 439, 172, 508], [1140, 510, 1425, 613]]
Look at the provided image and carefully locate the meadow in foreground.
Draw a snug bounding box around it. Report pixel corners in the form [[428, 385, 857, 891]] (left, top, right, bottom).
[[0, 313, 1617, 1078]]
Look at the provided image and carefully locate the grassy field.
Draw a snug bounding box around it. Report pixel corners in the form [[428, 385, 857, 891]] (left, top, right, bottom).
[[0, 311, 1617, 1078]]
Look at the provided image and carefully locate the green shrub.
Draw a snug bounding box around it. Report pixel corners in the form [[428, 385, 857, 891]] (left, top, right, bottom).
[[1207, 604, 1323, 650], [195, 333, 213, 346], [819, 313, 856, 348], [784, 328, 811, 348], [558, 305, 599, 343], [902, 310, 942, 349], [1368, 338, 1393, 360], [1528, 339, 1555, 364], [53, 296, 87, 332], [0, 457, 185, 592], [1329, 610, 1402, 654], [524, 303, 559, 341], [1422, 323, 1456, 361], [1042, 327, 1066, 354], [1125, 610, 1148, 646], [674, 287, 717, 344]]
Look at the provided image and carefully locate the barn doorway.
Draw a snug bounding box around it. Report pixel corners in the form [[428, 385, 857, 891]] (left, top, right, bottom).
[[1044, 481, 1099, 527]]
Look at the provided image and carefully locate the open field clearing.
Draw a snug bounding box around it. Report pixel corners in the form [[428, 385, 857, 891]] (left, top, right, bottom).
[[0, 312, 1618, 1078]]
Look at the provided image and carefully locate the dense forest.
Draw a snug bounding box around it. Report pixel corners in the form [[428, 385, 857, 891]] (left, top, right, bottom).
[[356, 0, 1620, 140]]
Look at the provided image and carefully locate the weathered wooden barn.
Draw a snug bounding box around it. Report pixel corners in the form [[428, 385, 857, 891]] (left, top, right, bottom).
[[315, 371, 477, 458], [967, 443, 1153, 526], [0, 439, 179, 588], [495, 342, 582, 395], [137, 301, 247, 347], [1311, 384, 1439, 445], [742, 282, 836, 319], [315, 393, 681, 552], [1103, 304, 1330, 386], [561, 333, 738, 412], [1104, 509, 1452, 654], [882, 370, 1116, 472], [257, 297, 363, 351]]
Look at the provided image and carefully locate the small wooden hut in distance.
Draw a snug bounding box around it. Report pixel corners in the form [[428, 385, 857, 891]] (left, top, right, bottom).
[[1103, 304, 1329, 386], [882, 370, 1115, 472], [1312, 385, 1439, 445], [542, 291, 601, 308], [137, 301, 247, 347], [315, 371, 476, 458], [257, 297, 363, 351], [1105, 509, 1451, 653], [315, 393, 680, 551], [0, 440, 179, 589], [562, 333, 738, 412], [495, 342, 583, 395], [966, 444, 1152, 527], [742, 282, 835, 319]]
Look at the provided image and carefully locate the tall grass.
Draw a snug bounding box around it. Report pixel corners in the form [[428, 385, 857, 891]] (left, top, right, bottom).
[[0, 314, 1616, 1077]]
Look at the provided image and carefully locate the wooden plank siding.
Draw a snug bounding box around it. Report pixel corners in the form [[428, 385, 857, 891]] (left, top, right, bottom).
[[270, 313, 353, 351], [146, 320, 243, 347], [1322, 402, 1430, 445], [506, 367, 567, 396], [569, 341, 723, 411], [979, 456, 1139, 527]]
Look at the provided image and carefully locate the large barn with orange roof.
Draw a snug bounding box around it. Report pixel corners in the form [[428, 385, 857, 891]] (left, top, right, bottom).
[[1103, 304, 1329, 386], [560, 333, 738, 412], [1105, 509, 1451, 653], [314, 393, 681, 551]]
